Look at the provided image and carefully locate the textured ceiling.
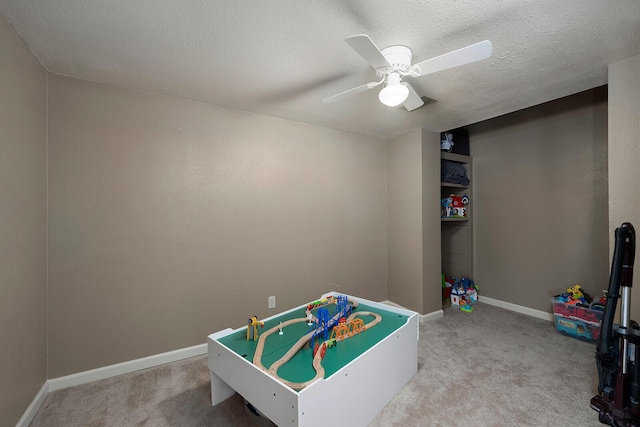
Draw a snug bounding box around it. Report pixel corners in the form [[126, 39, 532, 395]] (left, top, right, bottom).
[[1, 0, 639, 138]]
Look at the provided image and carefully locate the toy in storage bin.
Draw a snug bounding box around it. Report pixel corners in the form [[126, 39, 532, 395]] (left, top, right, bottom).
[[552, 297, 603, 342]]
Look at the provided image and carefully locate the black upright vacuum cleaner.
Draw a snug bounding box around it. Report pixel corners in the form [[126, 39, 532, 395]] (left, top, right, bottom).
[[592, 222, 639, 426]]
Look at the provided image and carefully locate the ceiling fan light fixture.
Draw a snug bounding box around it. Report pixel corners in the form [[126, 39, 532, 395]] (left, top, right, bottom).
[[325, 35, 491, 111], [378, 72, 409, 107]]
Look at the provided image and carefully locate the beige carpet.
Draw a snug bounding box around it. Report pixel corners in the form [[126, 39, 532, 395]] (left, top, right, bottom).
[[30, 303, 602, 426]]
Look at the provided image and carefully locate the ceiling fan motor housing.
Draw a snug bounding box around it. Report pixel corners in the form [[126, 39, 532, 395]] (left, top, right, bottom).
[[377, 45, 413, 75]]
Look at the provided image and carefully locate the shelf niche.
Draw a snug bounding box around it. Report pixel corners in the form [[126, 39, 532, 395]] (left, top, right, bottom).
[[440, 151, 472, 279]]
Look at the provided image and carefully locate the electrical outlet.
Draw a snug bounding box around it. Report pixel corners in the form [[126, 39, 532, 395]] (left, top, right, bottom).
[[268, 296, 276, 309]]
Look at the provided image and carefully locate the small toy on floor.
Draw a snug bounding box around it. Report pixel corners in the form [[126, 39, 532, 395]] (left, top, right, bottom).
[[446, 276, 479, 311]]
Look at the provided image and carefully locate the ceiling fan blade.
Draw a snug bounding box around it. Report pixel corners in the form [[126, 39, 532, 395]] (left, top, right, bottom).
[[402, 83, 424, 112], [412, 40, 492, 77], [345, 34, 391, 70], [322, 83, 374, 104]]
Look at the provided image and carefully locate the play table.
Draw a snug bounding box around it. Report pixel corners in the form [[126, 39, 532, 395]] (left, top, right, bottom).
[[207, 291, 419, 427]]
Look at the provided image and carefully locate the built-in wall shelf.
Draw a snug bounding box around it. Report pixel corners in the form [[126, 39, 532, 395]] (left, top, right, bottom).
[[441, 182, 469, 189], [441, 151, 470, 163], [440, 150, 473, 280], [441, 217, 469, 222]]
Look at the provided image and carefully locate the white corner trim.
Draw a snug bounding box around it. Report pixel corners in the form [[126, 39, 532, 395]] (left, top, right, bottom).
[[15, 381, 49, 427], [47, 343, 207, 392], [420, 309, 444, 322], [479, 295, 554, 322]]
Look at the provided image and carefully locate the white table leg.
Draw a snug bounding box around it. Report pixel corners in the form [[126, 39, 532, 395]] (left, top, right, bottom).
[[210, 370, 235, 405]]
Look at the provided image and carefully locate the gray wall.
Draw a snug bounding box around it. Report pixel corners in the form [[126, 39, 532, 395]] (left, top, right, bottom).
[[0, 13, 47, 427], [2, 6, 627, 420], [609, 55, 640, 320], [387, 129, 441, 315], [388, 129, 424, 313], [421, 129, 443, 315], [469, 87, 609, 312], [47, 75, 388, 377]]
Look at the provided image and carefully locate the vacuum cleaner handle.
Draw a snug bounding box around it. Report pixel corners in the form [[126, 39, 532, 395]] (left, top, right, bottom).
[[598, 223, 636, 358], [621, 223, 635, 289]]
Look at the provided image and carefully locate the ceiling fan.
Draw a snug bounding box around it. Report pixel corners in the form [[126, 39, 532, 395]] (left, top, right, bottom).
[[323, 35, 492, 111]]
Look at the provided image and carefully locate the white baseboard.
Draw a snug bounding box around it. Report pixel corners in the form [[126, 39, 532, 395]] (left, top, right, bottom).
[[380, 300, 443, 323], [18, 343, 207, 427], [421, 309, 444, 322], [379, 299, 403, 308], [15, 381, 49, 427], [479, 295, 554, 322], [48, 343, 208, 392]]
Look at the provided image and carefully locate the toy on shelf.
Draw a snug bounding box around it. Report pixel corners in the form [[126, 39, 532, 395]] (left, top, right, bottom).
[[441, 194, 469, 219], [441, 196, 453, 218], [441, 132, 454, 152], [247, 316, 265, 341]]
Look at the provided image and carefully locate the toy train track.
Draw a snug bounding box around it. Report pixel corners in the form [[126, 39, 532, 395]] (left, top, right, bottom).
[[252, 296, 381, 390]]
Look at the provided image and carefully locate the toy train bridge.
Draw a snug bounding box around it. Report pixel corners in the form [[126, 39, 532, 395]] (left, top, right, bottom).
[[330, 318, 365, 341], [309, 295, 352, 349]]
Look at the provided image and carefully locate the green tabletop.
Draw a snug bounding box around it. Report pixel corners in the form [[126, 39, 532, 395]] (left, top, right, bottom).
[[218, 302, 410, 384]]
